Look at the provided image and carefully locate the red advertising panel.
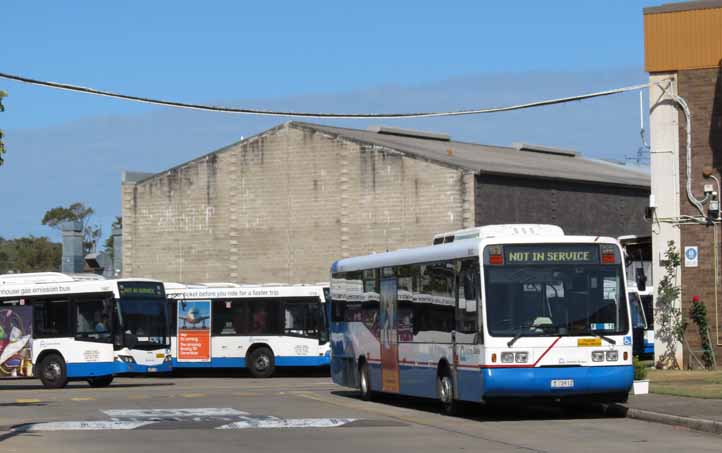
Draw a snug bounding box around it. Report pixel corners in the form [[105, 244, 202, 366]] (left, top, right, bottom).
[[177, 300, 211, 362]]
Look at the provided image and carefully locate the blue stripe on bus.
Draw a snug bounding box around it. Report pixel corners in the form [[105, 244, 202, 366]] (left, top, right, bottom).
[[66, 362, 116, 378], [171, 355, 330, 369], [362, 362, 631, 401], [66, 361, 172, 378], [481, 365, 633, 397]]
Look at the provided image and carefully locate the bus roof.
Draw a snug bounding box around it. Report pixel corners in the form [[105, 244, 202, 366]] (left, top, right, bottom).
[[432, 224, 564, 245], [165, 282, 326, 300], [332, 234, 620, 273], [0, 273, 164, 300]]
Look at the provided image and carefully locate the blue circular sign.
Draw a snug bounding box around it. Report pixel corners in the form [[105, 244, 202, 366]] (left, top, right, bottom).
[[686, 248, 698, 260]]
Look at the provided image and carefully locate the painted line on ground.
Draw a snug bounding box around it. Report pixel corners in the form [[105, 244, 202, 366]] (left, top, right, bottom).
[[103, 408, 247, 421], [14, 399, 43, 404], [15, 421, 155, 432], [70, 397, 96, 401]]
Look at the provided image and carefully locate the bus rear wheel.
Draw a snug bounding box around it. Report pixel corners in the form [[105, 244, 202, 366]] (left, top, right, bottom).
[[359, 362, 373, 401], [248, 346, 275, 378], [38, 353, 68, 389], [87, 376, 114, 388]]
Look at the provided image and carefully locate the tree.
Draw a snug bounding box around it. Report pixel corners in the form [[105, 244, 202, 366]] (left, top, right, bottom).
[[41, 202, 101, 254], [0, 90, 6, 166], [655, 241, 684, 369], [0, 236, 62, 273], [103, 216, 122, 262]]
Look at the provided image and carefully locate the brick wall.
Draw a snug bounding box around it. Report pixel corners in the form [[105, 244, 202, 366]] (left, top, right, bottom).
[[122, 123, 473, 284], [475, 174, 650, 238], [677, 66, 722, 365]]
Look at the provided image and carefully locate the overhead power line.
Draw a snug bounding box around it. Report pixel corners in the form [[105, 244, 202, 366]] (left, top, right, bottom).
[[0, 71, 660, 119]]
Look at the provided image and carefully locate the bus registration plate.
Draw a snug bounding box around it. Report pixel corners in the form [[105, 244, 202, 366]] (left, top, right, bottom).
[[148, 367, 157, 373], [551, 379, 574, 388]]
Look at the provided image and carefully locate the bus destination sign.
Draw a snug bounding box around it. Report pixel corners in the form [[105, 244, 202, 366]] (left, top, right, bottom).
[[118, 282, 165, 299], [504, 245, 600, 265]]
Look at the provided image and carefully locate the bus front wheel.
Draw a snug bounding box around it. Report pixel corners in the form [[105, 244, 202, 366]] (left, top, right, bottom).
[[359, 362, 373, 401], [438, 372, 458, 416], [38, 353, 68, 389], [248, 347, 275, 378], [87, 376, 114, 388]]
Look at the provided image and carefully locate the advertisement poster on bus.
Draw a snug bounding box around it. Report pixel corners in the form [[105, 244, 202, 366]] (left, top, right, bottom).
[[177, 300, 211, 362], [0, 305, 33, 378], [379, 278, 399, 393]]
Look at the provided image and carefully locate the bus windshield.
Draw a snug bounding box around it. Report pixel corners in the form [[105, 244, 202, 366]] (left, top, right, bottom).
[[116, 299, 168, 349], [484, 245, 629, 338]]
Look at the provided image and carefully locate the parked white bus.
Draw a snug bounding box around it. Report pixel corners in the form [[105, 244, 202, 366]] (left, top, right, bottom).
[[165, 283, 330, 378], [331, 225, 634, 414], [0, 273, 172, 388]]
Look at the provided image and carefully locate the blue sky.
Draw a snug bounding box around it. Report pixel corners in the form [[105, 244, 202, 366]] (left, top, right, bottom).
[[1, 1, 666, 241]]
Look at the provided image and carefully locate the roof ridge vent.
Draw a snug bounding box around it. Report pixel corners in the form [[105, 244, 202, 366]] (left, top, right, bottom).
[[512, 142, 577, 157], [368, 126, 450, 142]]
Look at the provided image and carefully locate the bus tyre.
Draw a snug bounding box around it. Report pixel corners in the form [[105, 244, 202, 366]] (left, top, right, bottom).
[[438, 372, 458, 416], [248, 347, 275, 378], [359, 362, 373, 401], [87, 376, 114, 388], [38, 354, 68, 389]]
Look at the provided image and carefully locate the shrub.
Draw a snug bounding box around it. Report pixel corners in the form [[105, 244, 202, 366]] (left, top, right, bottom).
[[634, 355, 648, 380]]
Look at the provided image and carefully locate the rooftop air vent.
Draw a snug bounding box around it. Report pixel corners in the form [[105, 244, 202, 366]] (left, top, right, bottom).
[[368, 126, 450, 142], [512, 142, 577, 157]]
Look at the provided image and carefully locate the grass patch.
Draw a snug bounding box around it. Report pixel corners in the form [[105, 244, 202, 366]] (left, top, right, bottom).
[[648, 369, 722, 399]]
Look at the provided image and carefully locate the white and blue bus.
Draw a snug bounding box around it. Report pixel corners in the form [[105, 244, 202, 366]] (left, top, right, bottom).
[[0, 273, 172, 388], [330, 225, 633, 414], [166, 283, 330, 378]]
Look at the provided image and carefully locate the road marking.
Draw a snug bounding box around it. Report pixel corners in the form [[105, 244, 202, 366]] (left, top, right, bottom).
[[217, 417, 357, 429], [103, 408, 247, 422], [15, 399, 42, 404], [15, 421, 154, 432], [71, 397, 96, 401], [179, 393, 206, 398]]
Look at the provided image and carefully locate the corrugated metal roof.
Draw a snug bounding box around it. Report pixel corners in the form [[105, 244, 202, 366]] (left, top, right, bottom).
[[290, 122, 650, 189], [644, 0, 722, 15]]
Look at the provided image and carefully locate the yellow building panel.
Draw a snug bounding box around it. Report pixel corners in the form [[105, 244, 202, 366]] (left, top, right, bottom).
[[645, 7, 722, 72]]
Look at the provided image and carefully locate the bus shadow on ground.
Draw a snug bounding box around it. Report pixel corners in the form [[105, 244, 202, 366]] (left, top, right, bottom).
[[0, 381, 175, 391], [332, 390, 628, 422], [168, 366, 331, 379]]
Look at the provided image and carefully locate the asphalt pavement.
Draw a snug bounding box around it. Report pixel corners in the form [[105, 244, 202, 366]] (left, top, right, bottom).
[[1, 372, 720, 453]]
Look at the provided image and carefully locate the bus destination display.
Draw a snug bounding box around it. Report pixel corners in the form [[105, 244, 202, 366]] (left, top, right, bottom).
[[504, 245, 600, 265]]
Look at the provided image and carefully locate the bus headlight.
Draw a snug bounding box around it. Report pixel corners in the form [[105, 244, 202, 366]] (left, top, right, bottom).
[[514, 352, 529, 363], [606, 351, 619, 362], [501, 352, 515, 363], [591, 351, 604, 362], [116, 355, 136, 364]]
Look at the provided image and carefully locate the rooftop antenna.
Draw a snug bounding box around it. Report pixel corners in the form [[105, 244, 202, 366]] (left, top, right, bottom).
[[627, 90, 650, 165]]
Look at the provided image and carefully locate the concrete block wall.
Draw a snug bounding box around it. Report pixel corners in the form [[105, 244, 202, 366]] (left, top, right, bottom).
[[122, 123, 473, 284]]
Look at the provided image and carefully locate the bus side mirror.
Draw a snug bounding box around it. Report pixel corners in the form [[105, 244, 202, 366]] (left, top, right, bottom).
[[636, 268, 647, 292], [123, 332, 138, 349]]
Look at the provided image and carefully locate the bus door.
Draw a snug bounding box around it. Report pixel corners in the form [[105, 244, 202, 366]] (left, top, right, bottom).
[[0, 303, 34, 378], [379, 269, 400, 393]]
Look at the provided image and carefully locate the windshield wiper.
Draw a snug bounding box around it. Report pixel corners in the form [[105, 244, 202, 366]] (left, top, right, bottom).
[[594, 334, 616, 345], [507, 329, 534, 347]]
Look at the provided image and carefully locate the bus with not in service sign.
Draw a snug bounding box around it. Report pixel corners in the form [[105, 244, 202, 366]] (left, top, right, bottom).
[[0, 273, 172, 388], [329, 225, 633, 413]]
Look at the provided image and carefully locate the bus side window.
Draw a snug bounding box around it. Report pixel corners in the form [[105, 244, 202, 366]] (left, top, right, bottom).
[[33, 299, 72, 338]]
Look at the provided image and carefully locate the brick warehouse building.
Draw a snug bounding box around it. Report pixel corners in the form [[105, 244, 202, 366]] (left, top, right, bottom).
[[121, 121, 649, 284], [646, 1, 722, 366]]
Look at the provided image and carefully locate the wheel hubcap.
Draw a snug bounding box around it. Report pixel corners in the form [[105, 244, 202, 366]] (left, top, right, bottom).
[[44, 362, 61, 381], [440, 377, 452, 403], [256, 355, 269, 370], [360, 370, 368, 394]]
